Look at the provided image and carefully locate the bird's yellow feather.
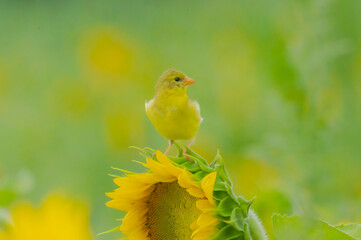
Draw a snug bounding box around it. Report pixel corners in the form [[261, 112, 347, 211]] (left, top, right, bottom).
[[146, 70, 202, 141]]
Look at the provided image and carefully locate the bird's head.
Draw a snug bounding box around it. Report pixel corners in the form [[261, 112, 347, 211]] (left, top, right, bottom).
[[155, 69, 195, 94]]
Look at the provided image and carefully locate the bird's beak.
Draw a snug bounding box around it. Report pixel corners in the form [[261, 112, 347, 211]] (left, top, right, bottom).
[[184, 77, 196, 86]]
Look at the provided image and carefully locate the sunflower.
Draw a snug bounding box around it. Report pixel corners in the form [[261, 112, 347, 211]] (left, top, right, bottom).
[[0, 194, 93, 240], [106, 145, 267, 240]]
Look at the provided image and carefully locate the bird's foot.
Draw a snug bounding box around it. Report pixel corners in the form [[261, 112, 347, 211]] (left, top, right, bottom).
[[183, 139, 195, 161], [164, 140, 174, 156], [183, 149, 191, 161]]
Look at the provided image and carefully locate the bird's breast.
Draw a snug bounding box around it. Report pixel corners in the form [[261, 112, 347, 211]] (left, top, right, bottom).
[[146, 97, 201, 140]]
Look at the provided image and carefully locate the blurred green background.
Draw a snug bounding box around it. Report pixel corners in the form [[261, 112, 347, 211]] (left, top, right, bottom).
[[1, 0, 361, 239]]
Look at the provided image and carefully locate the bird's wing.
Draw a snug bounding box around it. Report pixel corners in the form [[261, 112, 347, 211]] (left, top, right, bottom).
[[194, 100, 200, 112], [193, 100, 203, 124], [145, 99, 153, 112]]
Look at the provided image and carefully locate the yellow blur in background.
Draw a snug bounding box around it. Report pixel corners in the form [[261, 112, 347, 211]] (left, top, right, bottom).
[[0, 194, 92, 240]]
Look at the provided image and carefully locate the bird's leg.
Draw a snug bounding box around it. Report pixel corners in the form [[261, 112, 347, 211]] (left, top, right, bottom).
[[183, 138, 195, 160], [164, 140, 174, 155]]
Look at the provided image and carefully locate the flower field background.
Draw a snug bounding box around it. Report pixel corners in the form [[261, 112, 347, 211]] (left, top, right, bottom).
[[1, 0, 361, 239]]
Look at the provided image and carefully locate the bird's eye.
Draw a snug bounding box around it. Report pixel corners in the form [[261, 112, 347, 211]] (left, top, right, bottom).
[[174, 77, 180, 82]]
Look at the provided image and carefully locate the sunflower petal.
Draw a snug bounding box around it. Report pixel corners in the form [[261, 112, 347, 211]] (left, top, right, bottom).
[[201, 172, 217, 205]]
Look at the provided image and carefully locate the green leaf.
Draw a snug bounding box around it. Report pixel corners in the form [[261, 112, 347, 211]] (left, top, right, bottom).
[[212, 181, 237, 202], [229, 207, 245, 231], [336, 224, 361, 240], [238, 196, 253, 217], [217, 196, 239, 217], [182, 144, 209, 165], [213, 181, 229, 192], [181, 160, 201, 172], [167, 156, 187, 165], [213, 190, 229, 201], [222, 183, 240, 203], [173, 141, 185, 157], [272, 214, 356, 240], [213, 225, 243, 240], [210, 149, 223, 168], [192, 171, 209, 181], [216, 163, 233, 186], [186, 154, 214, 172]]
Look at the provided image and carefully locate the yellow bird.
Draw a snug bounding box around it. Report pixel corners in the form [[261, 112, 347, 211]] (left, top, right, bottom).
[[146, 69, 202, 155]]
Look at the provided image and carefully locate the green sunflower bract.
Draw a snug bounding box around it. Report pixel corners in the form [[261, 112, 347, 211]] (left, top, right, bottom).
[[106, 143, 267, 240]]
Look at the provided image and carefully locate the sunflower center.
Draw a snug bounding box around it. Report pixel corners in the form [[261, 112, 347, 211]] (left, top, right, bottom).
[[147, 181, 201, 240]]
